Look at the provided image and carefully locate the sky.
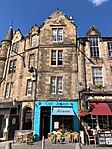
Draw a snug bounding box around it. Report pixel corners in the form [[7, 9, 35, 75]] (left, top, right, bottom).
[[0, 0, 112, 42]]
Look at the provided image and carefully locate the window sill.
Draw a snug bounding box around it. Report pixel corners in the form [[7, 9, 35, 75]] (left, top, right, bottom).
[[94, 85, 103, 88], [52, 41, 63, 43], [50, 65, 63, 67]]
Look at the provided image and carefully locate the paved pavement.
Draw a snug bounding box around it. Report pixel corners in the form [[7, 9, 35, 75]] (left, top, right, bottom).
[[0, 140, 112, 149]]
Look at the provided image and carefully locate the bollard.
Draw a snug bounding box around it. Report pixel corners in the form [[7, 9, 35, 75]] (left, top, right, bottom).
[[75, 143, 82, 149], [5, 142, 12, 149], [42, 136, 45, 149]]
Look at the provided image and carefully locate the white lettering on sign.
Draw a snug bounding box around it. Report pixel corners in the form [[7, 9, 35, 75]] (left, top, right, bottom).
[[56, 109, 71, 113]]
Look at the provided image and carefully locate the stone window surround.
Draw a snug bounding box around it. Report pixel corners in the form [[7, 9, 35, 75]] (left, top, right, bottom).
[[5, 82, 14, 98], [50, 76, 63, 94], [52, 28, 63, 42], [51, 49, 63, 66]]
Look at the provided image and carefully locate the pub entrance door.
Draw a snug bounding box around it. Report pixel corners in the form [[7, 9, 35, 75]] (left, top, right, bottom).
[[40, 107, 51, 139]]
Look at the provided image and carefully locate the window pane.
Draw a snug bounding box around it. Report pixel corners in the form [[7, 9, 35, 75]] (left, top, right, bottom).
[[26, 79, 32, 95], [51, 50, 56, 65], [31, 35, 36, 47], [92, 67, 103, 85], [108, 43, 112, 57], [12, 42, 19, 52], [58, 50, 63, 65], [10, 82, 14, 97], [58, 29, 63, 41], [13, 59, 17, 72], [90, 37, 99, 57], [5, 83, 10, 98], [29, 54, 35, 67], [57, 77, 63, 94], [9, 60, 13, 73], [52, 29, 57, 42], [51, 77, 56, 94]]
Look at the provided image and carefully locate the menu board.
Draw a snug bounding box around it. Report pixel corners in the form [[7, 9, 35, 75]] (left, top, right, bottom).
[[98, 133, 112, 146]]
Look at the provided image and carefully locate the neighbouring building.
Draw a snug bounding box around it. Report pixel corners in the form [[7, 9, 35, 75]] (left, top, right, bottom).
[[78, 25, 112, 130]]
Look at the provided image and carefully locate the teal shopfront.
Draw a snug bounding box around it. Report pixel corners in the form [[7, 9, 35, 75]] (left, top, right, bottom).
[[34, 100, 79, 140]]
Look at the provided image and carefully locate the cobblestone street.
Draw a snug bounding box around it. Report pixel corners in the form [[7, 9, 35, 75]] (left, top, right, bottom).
[[0, 141, 112, 149]]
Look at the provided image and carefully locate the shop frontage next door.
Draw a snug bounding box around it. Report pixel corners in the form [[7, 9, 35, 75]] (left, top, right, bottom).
[[86, 102, 112, 129], [40, 107, 51, 139]]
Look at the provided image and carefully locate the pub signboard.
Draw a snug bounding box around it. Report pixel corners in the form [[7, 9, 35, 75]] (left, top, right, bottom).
[[98, 133, 112, 146]]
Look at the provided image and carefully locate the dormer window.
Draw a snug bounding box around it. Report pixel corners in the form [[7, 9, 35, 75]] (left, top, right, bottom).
[[31, 35, 36, 47], [12, 41, 19, 52], [89, 37, 99, 58], [52, 28, 63, 42]]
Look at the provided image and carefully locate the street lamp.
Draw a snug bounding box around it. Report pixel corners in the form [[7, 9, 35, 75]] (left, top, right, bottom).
[[28, 66, 37, 130]]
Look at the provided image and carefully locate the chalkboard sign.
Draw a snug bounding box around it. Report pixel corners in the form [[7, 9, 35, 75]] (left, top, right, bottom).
[[98, 133, 112, 146]]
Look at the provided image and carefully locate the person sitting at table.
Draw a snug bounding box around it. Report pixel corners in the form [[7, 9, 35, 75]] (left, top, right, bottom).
[[87, 126, 93, 136]]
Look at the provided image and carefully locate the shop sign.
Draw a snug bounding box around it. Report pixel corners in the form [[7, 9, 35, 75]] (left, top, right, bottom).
[[52, 107, 74, 115]]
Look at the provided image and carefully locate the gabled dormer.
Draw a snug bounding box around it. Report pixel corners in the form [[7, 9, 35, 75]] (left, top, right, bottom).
[[12, 29, 23, 43], [29, 24, 39, 47], [86, 26, 101, 58], [29, 24, 39, 35], [86, 25, 101, 37], [40, 9, 77, 45], [12, 29, 23, 53]]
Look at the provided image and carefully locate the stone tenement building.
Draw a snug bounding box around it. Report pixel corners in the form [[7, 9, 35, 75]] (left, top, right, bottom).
[[0, 9, 112, 140], [78, 26, 112, 130], [0, 10, 81, 140]]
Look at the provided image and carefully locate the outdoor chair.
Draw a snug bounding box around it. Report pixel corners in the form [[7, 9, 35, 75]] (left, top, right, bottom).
[[65, 132, 71, 143], [56, 132, 62, 143], [73, 132, 79, 142], [25, 131, 34, 144], [15, 131, 23, 143], [85, 128, 96, 146]]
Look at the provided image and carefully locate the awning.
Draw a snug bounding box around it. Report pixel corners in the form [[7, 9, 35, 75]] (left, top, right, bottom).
[[90, 103, 112, 116], [52, 107, 75, 116], [108, 103, 112, 112]]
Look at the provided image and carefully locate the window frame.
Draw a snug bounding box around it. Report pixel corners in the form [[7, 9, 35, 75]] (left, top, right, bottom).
[[29, 53, 35, 68], [107, 42, 112, 57], [31, 35, 36, 47], [51, 76, 63, 94], [10, 82, 14, 97], [89, 36, 100, 58], [5, 83, 10, 98], [26, 79, 33, 96], [5, 82, 14, 98], [92, 67, 103, 86], [12, 41, 19, 53], [8, 59, 17, 74], [52, 28, 63, 42], [51, 50, 63, 66]]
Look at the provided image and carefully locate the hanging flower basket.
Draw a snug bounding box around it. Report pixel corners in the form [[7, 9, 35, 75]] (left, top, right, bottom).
[[78, 109, 87, 117]]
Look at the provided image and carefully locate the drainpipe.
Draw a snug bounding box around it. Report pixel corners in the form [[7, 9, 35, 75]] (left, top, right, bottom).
[[77, 38, 87, 109]]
